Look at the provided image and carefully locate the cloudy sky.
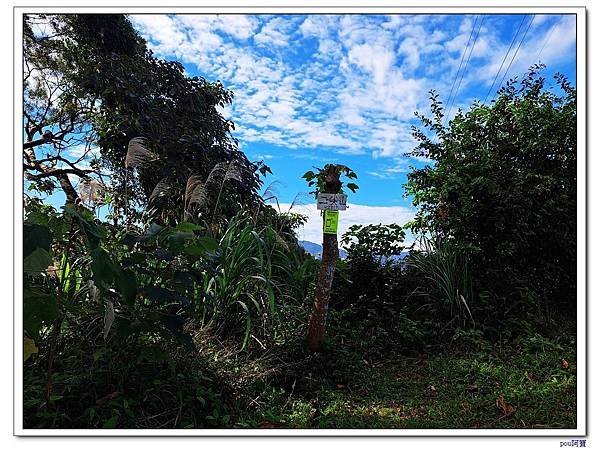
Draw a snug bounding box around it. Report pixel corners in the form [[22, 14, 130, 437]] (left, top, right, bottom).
[[129, 13, 577, 243]]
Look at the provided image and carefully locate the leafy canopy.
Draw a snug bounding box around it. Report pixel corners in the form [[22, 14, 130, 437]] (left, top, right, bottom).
[[405, 65, 576, 311]]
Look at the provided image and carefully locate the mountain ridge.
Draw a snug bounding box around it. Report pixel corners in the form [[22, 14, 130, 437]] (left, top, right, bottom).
[[298, 240, 348, 259]]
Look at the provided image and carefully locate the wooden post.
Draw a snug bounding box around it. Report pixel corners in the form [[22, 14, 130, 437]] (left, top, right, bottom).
[[306, 165, 342, 352]]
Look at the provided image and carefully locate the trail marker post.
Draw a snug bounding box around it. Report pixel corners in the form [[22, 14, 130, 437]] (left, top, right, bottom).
[[305, 164, 356, 352]]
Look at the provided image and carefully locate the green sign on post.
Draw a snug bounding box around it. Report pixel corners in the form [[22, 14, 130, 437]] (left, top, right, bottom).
[[323, 210, 339, 234]]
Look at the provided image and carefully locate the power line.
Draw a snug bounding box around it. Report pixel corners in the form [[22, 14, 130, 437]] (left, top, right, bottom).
[[445, 15, 485, 125], [493, 14, 536, 101], [535, 16, 560, 63], [483, 15, 527, 104], [443, 15, 479, 123]]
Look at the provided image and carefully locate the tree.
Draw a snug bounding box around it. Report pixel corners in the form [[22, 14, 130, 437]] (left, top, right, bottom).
[[405, 65, 576, 319], [333, 223, 406, 317], [341, 223, 406, 264], [23, 14, 268, 226], [23, 15, 109, 203]]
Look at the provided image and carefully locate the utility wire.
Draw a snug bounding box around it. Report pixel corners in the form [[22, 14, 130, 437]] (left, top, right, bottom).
[[483, 15, 527, 104], [535, 16, 560, 63], [445, 15, 485, 126], [443, 15, 479, 123], [493, 14, 536, 101]]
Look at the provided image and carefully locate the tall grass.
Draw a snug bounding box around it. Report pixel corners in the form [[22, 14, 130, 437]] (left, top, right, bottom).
[[196, 214, 276, 350], [408, 237, 475, 327], [191, 210, 316, 349]]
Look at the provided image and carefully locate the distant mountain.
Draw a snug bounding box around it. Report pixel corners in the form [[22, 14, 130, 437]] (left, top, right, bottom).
[[298, 240, 322, 256], [299, 240, 412, 263], [298, 240, 348, 259], [380, 252, 411, 264]]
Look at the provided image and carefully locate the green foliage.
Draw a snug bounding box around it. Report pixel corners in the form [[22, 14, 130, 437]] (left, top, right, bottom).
[[201, 214, 277, 348], [22, 199, 577, 429], [237, 332, 575, 429], [302, 164, 358, 197], [405, 66, 576, 320], [22, 16, 577, 430], [330, 224, 407, 328], [341, 223, 405, 263], [24, 14, 268, 225], [407, 238, 475, 328]]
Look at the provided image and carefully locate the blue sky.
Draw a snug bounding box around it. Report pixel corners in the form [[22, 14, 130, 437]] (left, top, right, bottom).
[[127, 13, 576, 243], [29, 13, 576, 244]]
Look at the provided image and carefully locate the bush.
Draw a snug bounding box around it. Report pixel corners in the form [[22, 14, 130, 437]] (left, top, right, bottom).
[[405, 66, 576, 323]]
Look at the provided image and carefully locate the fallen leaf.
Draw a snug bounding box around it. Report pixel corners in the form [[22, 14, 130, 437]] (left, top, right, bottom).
[[562, 359, 569, 369], [96, 391, 122, 406], [258, 420, 281, 428], [525, 371, 534, 382], [495, 395, 516, 417], [103, 300, 115, 340], [465, 384, 478, 393], [426, 385, 438, 397]]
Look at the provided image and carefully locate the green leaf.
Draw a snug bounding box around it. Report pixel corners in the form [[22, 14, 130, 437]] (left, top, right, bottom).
[[160, 314, 196, 352], [63, 204, 104, 249], [115, 269, 137, 306], [24, 337, 38, 361], [23, 224, 52, 258], [197, 236, 218, 253], [346, 182, 359, 193], [57, 253, 71, 290], [175, 222, 203, 232], [168, 231, 195, 254], [302, 170, 315, 181], [24, 248, 52, 274], [121, 223, 165, 245], [24, 288, 59, 338], [102, 415, 119, 428], [183, 243, 207, 258], [91, 248, 117, 287], [142, 286, 187, 304]]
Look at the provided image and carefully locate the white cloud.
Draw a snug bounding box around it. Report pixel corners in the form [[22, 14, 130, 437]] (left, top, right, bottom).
[[254, 16, 295, 47], [278, 202, 416, 244], [130, 15, 188, 55], [299, 15, 336, 39], [129, 14, 576, 162], [443, 14, 576, 102], [398, 37, 421, 70], [253, 153, 274, 160], [366, 155, 428, 179], [215, 15, 259, 40], [64, 144, 101, 161]]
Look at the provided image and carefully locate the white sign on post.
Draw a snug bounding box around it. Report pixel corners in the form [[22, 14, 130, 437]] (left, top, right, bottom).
[[317, 193, 347, 211]]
